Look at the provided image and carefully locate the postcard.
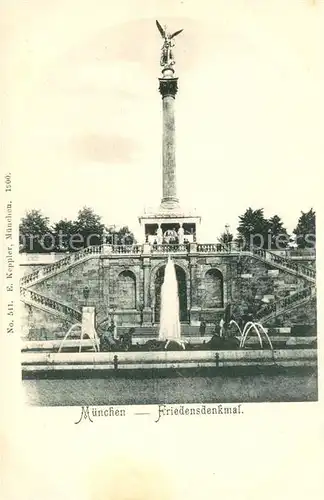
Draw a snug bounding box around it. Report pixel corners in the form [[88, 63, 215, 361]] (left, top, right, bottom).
[[2, 1, 323, 499]]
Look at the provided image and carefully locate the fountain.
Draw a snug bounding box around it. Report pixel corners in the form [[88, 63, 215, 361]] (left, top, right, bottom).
[[158, 257, 186, 349], [229, 320, 273, 350], [58, 322, 99, 353], [58, 323, 82, 353]]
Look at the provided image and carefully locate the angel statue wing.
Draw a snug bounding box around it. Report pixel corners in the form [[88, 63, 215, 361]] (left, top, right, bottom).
[[170, 29, 183, 39], [156, 20, 165, 38]]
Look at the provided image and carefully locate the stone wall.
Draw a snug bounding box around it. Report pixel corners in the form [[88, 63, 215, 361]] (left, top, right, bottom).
[[270, 298, 317, 327], [33, 258, 101, 311], [197, 255, 314, 326], [20, 251, 316, 338], [20, 302, 74, 340]]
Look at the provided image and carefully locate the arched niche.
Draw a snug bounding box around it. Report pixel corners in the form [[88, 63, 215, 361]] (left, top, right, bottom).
[[203, 268, 224, 308], [117, 270, 136, 309]]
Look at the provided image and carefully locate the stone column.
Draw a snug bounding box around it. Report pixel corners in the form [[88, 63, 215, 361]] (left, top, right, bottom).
[[142, 257, 152, 325], [189, 259, 200, 325], [159, 69, 179, 210]]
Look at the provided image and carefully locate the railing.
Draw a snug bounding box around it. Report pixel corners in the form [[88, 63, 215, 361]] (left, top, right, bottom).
[[256, 286, 315, 321], [20, 245, 103, 286], [73, 245, 102, 260], [20, 242, 316, 289], [20, 287, 82, 321], [151, 244, 189, 253], [111, 245, 142, 254], [288, 249, 316, 257], [252, 247, 316, 280], [197, 243, 224, 253], [21, 269, 40, 285]]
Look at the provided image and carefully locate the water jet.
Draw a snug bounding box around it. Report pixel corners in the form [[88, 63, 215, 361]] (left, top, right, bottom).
[[159, 257, 186, 349]]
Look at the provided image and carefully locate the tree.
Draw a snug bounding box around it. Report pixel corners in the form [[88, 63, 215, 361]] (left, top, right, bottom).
[[105, 225, 136, 245], [52, 219, 77, 252], [20, 206, 137, 253], [19, 210, 52, 253], [115, 226, 136, 245], [218, 229, 233, 249], [268, 215, 290, 249], [293, 209, 316, 249], [73, 206, 106, 249], [52, 211, 137, 251], [236, 208, 269, 249]]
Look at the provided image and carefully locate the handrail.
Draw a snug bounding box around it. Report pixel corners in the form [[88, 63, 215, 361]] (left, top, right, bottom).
[[151, 244, 189, 253], [251, 247, 315, 279], [20, 286, 82, 321], [111, 245, 142, 254], [20, 245, 103, 286], [197, 243, 224, 252], [256, 286, 314, 321], [20, 242, 316, 289]]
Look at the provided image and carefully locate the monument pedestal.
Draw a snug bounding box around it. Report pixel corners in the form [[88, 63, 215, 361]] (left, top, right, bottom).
[[81, 306, 99, 345]]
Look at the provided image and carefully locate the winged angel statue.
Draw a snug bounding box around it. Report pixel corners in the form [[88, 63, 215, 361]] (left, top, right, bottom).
[[156, 20, 183, 69]]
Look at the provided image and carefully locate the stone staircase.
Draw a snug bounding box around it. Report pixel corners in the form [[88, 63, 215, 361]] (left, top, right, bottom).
[[256, 285, 316, 324], [20, 287, 82, 322], [20, 245, 103, 288], [250, 248, 315, 283]]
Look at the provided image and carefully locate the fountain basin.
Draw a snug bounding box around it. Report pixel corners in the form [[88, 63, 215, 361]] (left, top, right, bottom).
[[21, 348, 317, 375]]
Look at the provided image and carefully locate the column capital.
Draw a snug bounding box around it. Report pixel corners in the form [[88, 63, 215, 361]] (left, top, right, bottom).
[[189, 256, 197, 268], [142, 257, 151, 267], [159, 77, 178, 98]]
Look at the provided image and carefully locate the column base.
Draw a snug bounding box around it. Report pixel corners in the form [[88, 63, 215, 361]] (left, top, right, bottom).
[[142, 308, 152, 326], [189, 308, 202, 326], [160, 198, 180, 211]]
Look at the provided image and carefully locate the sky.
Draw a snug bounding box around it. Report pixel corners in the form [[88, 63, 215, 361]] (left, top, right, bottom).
[[2, 0, 323, 242]]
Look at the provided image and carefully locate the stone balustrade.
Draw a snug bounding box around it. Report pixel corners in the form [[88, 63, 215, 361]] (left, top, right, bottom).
[[20, 245, 103, 286], [20, 243, 316, 291], [257, 285, 314, 321], [288, 249, 316, 258], [21, 286, 82, 321], [111, 245, 141, 254], [151, 244, 188, 253], [21, 269, 40, 285], [197, 243, 225, 253], [252, 247, 316, 281]]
